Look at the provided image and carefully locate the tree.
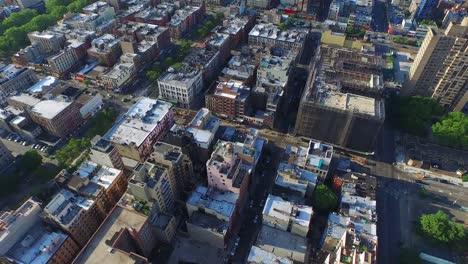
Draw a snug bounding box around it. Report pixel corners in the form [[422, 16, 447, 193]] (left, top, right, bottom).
[[432, 112, 468, 149], [312, 184, 338, 211], [0, 9, 38, 34], [387, 96, 444, 136], [403, 9, 411, 18], [20, 150, 43, 171], [56, 138, 91, 168], [418, 211, 467, 248]]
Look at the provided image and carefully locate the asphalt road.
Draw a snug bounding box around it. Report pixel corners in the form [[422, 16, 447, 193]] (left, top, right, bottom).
[[372, 0, 389, 32], [230, 143, 281, 263]]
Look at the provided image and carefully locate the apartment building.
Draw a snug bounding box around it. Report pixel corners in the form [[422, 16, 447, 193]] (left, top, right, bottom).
[[87, 34, 122, 66], [257, 50, 297, 91], [186, 185, 240, 248], [248, 23, 308, 50], [29, 98, 83, 138], [0, 198, 41, 255], [248, 246, 293, 263], [262, 194, 313, 237], [44, 189, 104, 247], [103, 97, 174, 161], [158, 65, 203, 109], [150, 141, 195, 195], [90, 135, 125, 169], [0, 140, 13, 173], [207, 33, 231, 65], [64, 160, 127, 216], [295, 46, 385, 152], [321, 172, 378, 264], [72, 205, 158, 264], [275, 162, 318, 199], [0, 65, 38, 100], [255, 224, 307, 263], [47, 47, 79, 76], [130, 161, 177, 213], [27, 31, 66, 54], [221, 54, 257, 85], [247, 0, 271, 9], [63, 2, 116, 34], [406, 18, 468, 111], [205, 80, 251, 120], [101, 62, 136, 92], [218, 16, 255, 49], [184, 48, 220, 83], [6, 224, 80, 264], [167, 6, 204, 39]]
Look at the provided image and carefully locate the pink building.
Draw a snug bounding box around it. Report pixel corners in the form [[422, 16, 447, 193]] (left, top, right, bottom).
[[103, 97, 174, 161]]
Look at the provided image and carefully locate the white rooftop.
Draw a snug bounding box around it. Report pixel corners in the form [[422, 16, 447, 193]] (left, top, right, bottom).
[[103, 97, 172, 147], [262, 194, 312, 227], [30, 99, 71, 119], [275, 163, 318, 196], [247, 246, 293, 264], [7, 228, 68, 264], [187, 185, 238, 219], [27, 76, 58, 94]]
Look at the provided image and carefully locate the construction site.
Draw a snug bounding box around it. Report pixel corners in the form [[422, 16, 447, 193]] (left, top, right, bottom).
[[294, 45, 385, 153]]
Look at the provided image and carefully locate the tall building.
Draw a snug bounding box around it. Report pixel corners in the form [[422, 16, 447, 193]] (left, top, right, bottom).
[[0, 65, 38, 102], [158, 65, 203, 109], [102, 97, 174, 161], [295, 46, 385, 152], [27, 31, 66, 54], [44, 189, 104, 247], [28, 98, 83, 138], [248, 23, 309, 50], [46, 47, 79, 76], [0, 140, 13, 173], [6, 224, 80, 264], [0, 198, 42, 255], [406, 18, 468, 111], [205, 80, 251, 120], [89, 136, 125, 170]]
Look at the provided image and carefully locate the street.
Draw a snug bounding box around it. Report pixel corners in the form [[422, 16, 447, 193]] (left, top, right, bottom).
[[230, 143, 282, 263], [372, 0, 389, 32]]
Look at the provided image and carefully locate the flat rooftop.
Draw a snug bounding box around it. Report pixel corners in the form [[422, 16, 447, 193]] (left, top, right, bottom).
[[44, 189, 94, 227], [30, 99, 71, 119], [248, 246, 293, 264], [7, 226, 68, 264], [73, 206, 147, 264], [8, 94, 41, 107], [103, 97, 172, 147], [255, 225, 307, 260], [276, 163, 318, 195], [27, 76, 58, 94], [262, 194, 312, 228], [187, 185, 238, 219], [188, 211, 228, 236]]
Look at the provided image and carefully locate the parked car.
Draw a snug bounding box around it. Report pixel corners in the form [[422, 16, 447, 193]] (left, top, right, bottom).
[[253, 215, 259, 224]]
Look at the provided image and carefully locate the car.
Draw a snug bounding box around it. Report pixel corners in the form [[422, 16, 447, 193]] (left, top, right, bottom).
[[40, 146, 47, 152], [31, 144, 37, 149], [249, 200, 254, 208], [437, 179, 449, 184], [14, 136, 21, 142], [35, 145, 41, 150], [22, 141, 27, 146], [234, 237, 240, 246]]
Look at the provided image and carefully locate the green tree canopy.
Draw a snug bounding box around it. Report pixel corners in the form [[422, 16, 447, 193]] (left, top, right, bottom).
[[0, 9, 38, 34], [20, 150, 43, 171], [56, 138, 91, 168], [432, 112, 468, 149], [418, 210, 467, 248], [312, 184, 338, 211], [387, 96, 444, 136]]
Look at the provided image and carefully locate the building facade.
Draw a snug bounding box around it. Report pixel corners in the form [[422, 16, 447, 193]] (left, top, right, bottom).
[[158, 65, 203, 109]]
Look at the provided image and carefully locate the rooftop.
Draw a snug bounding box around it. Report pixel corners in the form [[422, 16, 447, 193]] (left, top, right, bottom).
[[103, 97, 172, 147], [0, 65, 28, 85], [103, 62, 135, 80], [44, 189, 94, 227], [214, 80, 250, 101], [73, 206, 148, 264], [7, 94, 41, 107], [256, 225, 308, 259], [247, 246, 293, 264], [249, 23, 308, 45], [27, 76, 58, 94], [158, 64, 201, 86], [220, 16, 251, 35], [30, 99, 72, 120], [275, 163, 318, 196], [262, 194, 313, 228], [302, 45, 384, 118], [188, 211, 228, 236], [6, 225, 68, 264], [0, 199, 41, 248], [89, 34, 121, 53], [306, 140, 333, 170], [187, 185, 238, 219]]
